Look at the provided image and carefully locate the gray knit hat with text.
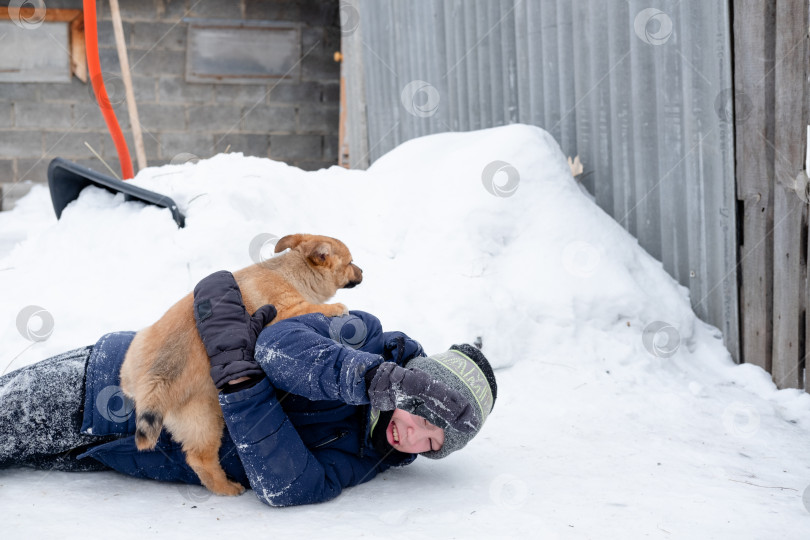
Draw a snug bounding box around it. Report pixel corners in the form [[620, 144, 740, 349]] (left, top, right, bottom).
[[405, 344, 497, 459]]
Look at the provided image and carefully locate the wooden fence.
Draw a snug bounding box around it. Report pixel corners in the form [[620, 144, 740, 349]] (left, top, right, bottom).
[[734, 0, 809, 391], [341, 0, 810, 391]]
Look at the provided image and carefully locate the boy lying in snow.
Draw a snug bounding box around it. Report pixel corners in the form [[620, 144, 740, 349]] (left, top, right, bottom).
[[0, 272, 497, 507]]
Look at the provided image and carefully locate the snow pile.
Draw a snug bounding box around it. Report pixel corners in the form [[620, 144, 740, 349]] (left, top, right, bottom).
[[1, 124, 809, 539]]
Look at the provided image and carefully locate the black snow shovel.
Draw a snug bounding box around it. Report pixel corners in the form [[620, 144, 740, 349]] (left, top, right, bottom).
[[44, 5, 185, 228], [47, 158, 186, 228]]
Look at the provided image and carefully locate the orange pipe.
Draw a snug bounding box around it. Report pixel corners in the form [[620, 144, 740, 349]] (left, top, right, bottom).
[[83, 0, 134, 179]]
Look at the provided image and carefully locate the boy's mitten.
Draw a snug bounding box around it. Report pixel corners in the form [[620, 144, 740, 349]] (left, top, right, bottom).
[[381, 332, 424, 363], [193, 270, 277, 390], [366, 362, 476, 432]]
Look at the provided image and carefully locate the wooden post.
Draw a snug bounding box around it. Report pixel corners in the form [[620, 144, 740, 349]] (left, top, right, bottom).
[[109, 0, 147, 172], [770, 0, 808, 389], [69, 12, 87, 83], [337, 52, 350, 168], [734, 0, 776, 373]]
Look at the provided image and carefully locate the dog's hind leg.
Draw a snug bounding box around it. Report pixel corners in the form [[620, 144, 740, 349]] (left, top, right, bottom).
[[123, 329, 186, 451], [184, 443, 245, 496], [170, 393, 245, 496]]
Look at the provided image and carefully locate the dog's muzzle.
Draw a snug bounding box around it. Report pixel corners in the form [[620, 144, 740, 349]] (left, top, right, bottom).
[[343, 265, 363, 288]]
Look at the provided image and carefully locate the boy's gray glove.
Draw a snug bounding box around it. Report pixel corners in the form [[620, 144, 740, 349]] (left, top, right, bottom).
[[366, 362, 476, 433]]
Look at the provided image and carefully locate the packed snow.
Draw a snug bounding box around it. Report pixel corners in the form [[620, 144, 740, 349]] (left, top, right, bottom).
[[1, 124, 809, 538]]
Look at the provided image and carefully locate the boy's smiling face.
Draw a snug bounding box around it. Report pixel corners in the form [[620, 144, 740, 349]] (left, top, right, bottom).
[[386, 408, 445, 454]]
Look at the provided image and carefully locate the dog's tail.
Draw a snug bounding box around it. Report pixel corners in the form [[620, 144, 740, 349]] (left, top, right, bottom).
[[134, 408, 164, 450]]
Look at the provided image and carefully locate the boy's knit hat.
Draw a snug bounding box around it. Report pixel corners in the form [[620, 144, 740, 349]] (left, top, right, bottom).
[[405, 344, 497, 459]]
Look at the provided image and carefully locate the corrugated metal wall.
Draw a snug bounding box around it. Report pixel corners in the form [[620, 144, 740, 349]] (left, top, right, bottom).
[[345, 0, 739, 361]]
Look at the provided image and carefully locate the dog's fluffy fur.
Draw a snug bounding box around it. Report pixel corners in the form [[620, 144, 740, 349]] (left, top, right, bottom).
[[119, 234, 363, 495]]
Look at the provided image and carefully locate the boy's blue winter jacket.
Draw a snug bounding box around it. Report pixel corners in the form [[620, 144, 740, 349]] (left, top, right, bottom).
[[76, 310, 422, 507]]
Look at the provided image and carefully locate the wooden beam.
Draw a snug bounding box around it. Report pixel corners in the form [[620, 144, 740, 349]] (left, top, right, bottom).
[[771, 0, 809, 389], [0, 8, 86, 82], [0, 7, 81, 23], [70, 13, 87, 83], [337, 53, 349, 168], [733, 0, 776, 373]]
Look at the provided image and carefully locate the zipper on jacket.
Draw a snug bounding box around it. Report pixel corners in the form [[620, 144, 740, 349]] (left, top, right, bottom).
[[312, 430, 349, 449]]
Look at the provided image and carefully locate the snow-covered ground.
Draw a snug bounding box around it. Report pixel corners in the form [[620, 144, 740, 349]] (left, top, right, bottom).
[[1, 124, 809, 538]]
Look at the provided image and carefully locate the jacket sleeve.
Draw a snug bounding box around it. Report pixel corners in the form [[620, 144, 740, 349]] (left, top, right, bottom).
[[219, 377, 387, 507], [252, 311, 383, 404], [193, 270, 271, 388]]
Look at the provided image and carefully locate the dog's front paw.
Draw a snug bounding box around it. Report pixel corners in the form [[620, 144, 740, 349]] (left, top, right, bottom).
[[331, 303, 349, 316], [214, 480, 246, 496]]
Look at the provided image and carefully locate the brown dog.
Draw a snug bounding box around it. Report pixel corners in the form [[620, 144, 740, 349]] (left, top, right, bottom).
[[119, 233, 363, 496]]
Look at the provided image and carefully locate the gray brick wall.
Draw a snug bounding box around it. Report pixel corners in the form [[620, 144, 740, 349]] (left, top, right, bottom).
[[0, 0, 341, 211]]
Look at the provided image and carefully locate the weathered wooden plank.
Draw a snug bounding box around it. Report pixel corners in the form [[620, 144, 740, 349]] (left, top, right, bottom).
[[734, 0, 776, 372], [0, 7, 82, 22], [802, 45, 810, 392], [772, 0, 808, 389], [70, 13, 87, 83], [773, 188, 806, 388]]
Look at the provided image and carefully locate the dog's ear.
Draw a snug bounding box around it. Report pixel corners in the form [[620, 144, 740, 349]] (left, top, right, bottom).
[[275, 234, 304, 253], [306, 241, 332, 265]]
